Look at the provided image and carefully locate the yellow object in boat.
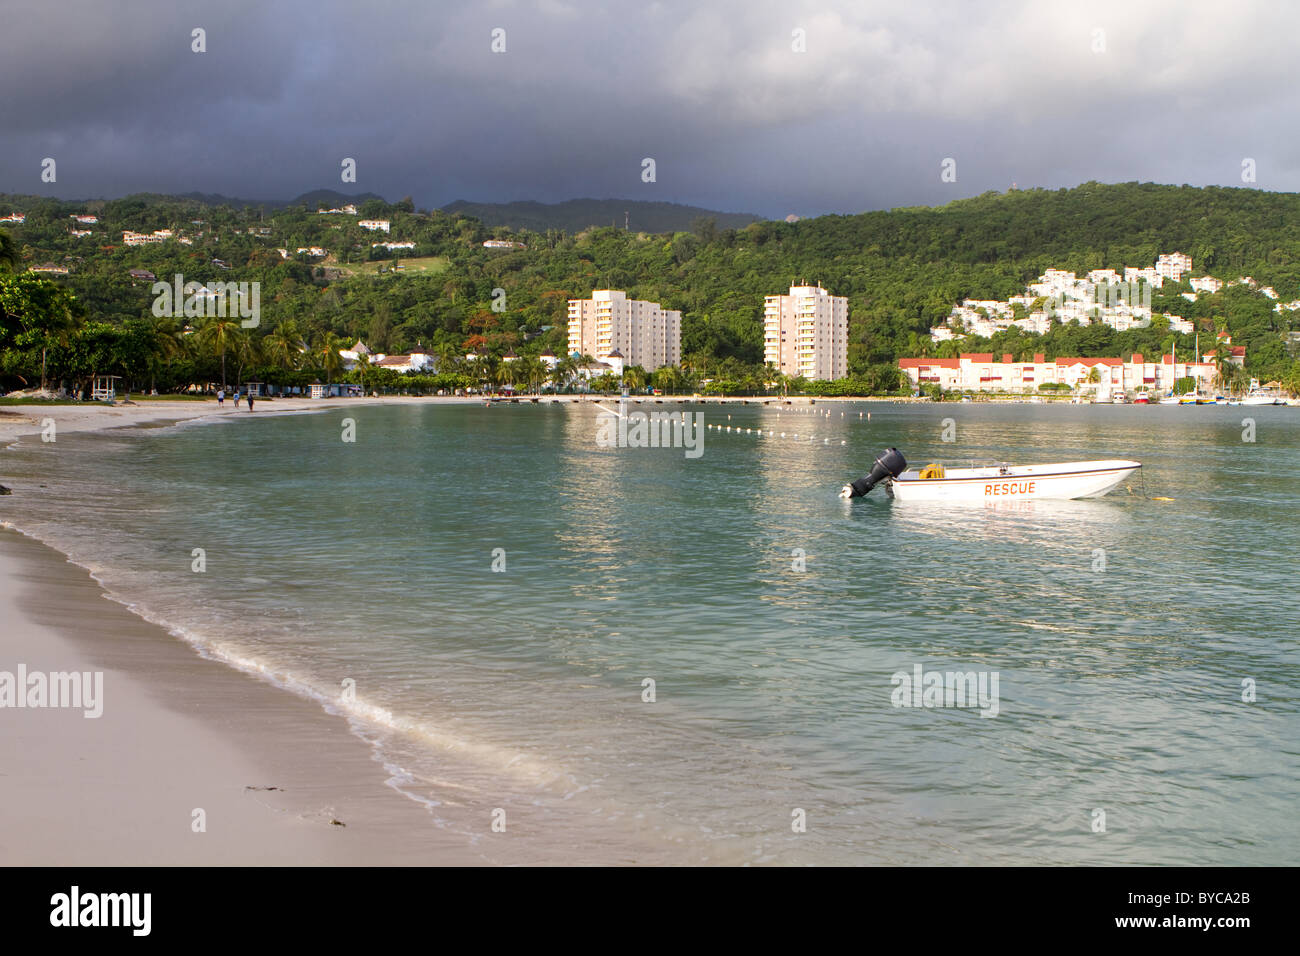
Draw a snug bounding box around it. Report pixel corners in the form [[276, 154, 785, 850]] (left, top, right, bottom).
[[919, 463, 945, 479]]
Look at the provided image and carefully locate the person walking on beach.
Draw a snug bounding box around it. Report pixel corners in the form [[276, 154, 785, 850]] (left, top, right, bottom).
[[247, 391, 255, 411], [217, 388, 224, 408]]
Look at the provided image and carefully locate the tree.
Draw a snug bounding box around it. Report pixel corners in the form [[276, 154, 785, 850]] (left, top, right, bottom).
[[124, 314, 185, 393], [311, 331, 345, 385], [195, 314, 247, 390], [265, 320, 306, 371], [0, 271, 83, 390], [0, 229, 18, 273], [1211, 349, 1247, 396], [551, 355, 577, 391], [622, 364, 647, 392], [515, 355, 546, 393]]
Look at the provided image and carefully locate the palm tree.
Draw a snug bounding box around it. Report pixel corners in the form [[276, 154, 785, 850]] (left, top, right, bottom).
[[653, 364, 684, 395], [1211, 349, 1245, 397], [143, 314, 185, 393], [311, 331, 345, 385], [551, 355, 577, 392], [623, 364, 647, 393], [766, 363, 788, 397], [491, 356, 513, 390], [434, 342, 460, 376], [481, 353, 503, 392], [195, 314, 247, 391], [511, 355, 544, 394], [265, 320, 306, 371]]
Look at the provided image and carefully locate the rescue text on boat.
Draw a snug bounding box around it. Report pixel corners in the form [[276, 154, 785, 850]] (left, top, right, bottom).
[[840, 448, 1142, 502]]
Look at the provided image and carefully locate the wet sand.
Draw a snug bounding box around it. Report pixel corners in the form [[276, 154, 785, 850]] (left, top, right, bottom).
[[0, 527, 478, 865]]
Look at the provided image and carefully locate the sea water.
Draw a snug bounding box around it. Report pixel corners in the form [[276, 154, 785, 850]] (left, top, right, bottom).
[[2, 401, 1296, 864]]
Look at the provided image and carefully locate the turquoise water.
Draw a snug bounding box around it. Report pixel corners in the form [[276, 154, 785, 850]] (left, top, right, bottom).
[[2, 401, 1297, 864]]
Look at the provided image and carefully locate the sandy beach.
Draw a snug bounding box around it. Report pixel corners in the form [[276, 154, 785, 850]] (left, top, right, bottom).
[[0, 397, 492, 864], [0, 395, 481, 448], [0, 526, 482, 865], [0, 391, 924, 867]]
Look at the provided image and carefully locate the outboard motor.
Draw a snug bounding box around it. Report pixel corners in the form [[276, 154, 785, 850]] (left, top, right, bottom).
[[841, 447, 907, 498]]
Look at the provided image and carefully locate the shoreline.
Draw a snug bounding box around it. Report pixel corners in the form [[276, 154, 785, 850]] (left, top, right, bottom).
[[0, 526, 479, 865], [0, 391, 1147, 454], [0, 399, 692, 865], [0, 400, 494, 865]]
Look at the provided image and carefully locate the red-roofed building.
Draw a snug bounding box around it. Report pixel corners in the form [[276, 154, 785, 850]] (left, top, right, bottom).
[[900, 351, 1216, 397], [1203, 345, 1246, 367]]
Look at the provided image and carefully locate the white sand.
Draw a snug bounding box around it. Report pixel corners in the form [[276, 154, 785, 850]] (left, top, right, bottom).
[[0, 526, 480, 865]]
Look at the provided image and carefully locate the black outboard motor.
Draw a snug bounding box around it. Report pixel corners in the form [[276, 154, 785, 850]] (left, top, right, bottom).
[[842, 447, 907, 498]]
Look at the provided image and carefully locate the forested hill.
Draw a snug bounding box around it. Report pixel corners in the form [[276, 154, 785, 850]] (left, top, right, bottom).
[[440, 198, 762, 233], [2, 181, 1300, 395]]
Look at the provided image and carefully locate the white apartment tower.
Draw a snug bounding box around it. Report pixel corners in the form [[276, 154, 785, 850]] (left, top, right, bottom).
[[567, 290, 681, 370], [764, 283, 849, 381], [1156, 252, 1193, 282]]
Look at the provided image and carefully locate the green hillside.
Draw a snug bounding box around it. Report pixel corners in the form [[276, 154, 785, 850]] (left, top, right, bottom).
[[2, 182, 1299, 396], [440, 198, 762, 234]]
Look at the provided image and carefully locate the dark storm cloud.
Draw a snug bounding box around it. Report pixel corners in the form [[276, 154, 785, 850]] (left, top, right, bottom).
[[2, 0, 1298, 217]]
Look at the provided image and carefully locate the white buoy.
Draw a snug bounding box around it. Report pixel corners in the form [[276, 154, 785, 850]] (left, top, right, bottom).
[[824, 438, 829, 444], [781, 432, 786, 437], [841, 440, 846, 445]]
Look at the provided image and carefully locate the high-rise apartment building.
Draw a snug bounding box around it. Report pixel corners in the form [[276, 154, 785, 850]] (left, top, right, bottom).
[[567, 290, 681, 370], [763, 284, 849, 381]]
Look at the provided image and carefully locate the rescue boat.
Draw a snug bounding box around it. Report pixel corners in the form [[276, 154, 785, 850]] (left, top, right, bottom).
[[840, 448, 1142, 502]]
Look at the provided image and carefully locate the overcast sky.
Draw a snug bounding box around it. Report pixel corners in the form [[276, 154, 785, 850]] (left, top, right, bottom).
[[2, 0, 1298, 218]]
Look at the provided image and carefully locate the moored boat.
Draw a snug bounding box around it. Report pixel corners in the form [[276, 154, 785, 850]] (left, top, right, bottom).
[[1240, 380, 1286, 406], [841, 448, 1141, 502]]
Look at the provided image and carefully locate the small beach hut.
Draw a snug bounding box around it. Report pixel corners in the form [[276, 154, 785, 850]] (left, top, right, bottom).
[[91, 374, 121, 402]]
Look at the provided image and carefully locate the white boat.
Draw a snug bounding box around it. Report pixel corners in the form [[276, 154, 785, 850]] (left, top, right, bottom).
[[888, 460, 1141, 501], [842, 448, 1141, 502], [1240, 380, 1286, 406]]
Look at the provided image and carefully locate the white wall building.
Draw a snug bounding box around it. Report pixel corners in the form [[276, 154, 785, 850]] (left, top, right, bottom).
[[370, 351, 435, 374], [358, 219, 391, 233], [567, 290, 681, 371], [1157, 252, 1193, 282], [900, 351, 1216, 397], [123, 229, 174, 246], [763, 283, 849, 381]]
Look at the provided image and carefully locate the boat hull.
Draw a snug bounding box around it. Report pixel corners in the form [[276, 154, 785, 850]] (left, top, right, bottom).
[[887, 460, 1141, 502]]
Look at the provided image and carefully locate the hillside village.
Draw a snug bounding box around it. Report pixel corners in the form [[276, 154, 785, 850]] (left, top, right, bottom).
[[3, 182, 1300, 398]]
